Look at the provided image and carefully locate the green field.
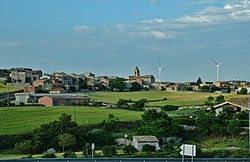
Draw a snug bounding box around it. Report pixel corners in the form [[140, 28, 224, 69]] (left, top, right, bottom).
[[89, 91, 241, 106], [0, 106, 142, 135], [0, 84, 23, 94]]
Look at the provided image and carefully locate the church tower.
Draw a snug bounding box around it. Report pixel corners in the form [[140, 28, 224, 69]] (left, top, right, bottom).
[[134, 66, 140, 77]]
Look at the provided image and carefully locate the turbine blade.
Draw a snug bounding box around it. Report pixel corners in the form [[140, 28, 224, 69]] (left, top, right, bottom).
[[212, 60, 218, 65]]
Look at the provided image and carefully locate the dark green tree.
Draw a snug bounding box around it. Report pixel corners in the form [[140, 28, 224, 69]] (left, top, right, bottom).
[[239, 88, 248, 94], [130, 82, 142, 91], [132, 99, 147, 110], [78, 77, 87, 90], [218, 105, 235, 120], [138, 110, 182, 137], [215, 95, 225, 104], [102, 145, 117, 157], [116, 99, 128, 108], [204, 96, 214, 106], [200, 85, 210, 92], [123, 145, 138, 157], [14, 140, 33, 154], [227, 86, 231, 93], [109, 77, 125, 91], [142, 144, 156, 152]]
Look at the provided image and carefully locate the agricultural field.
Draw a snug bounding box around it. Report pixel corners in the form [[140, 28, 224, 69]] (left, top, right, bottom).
[[0, 106, 142, 135], [89, 91, 243, 106]]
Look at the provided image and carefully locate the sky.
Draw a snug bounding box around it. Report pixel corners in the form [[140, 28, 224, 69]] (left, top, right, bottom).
[[0, 0, 250, 82]]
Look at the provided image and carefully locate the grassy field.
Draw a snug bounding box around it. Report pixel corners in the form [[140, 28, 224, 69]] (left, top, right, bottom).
[[0, 106, 142, 135], [89, 91, 242, 106], [0, 84, 23, 94]]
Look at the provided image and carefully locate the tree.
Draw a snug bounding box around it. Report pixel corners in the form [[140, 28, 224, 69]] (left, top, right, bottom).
[[239, 88, 248, 94], [142, 144, 156, 152], [78, 77, 87, 90], [14, 140, 33, 154], [130, 82, 142, 91], [215, 95, 225, 104], [200, 85, 210, 92], [116, 99, 129, 108], [123, 145, 138, 157], [102, 145, 117, 157], [109, 77, 125, 91], [69, 86, 76, 93], [58, 133, 76, 152], [132, 99, 147, 110], [204, 96, 214, 106], [210, 86, 221, 92], [59, 113, 78, 133], [227, 120, 242, 137], [138, 110, 182, 137], [218, 105, 235, 120], [196, 77, 202, 84], [63, 151, 77, 158], [227, 86, 231, 93]]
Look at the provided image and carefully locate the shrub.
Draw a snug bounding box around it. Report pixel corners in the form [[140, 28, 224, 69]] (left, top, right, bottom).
[[173, 118, 196, 126], [161, 105, 178, 111], [42, 153, 56, 158], [142, 144, 156, 152], [14, 140, 33, 154], [123, 145, 138, 157], [102, 145, 117, 157], [63, 151, 77, 158]]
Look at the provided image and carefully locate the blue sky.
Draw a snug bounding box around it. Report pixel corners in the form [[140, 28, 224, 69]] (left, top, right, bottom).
[[0, 0, 250, 82]]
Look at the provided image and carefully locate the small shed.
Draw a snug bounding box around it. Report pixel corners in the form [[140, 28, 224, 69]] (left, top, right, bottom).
[[132, 136, 159, 151]]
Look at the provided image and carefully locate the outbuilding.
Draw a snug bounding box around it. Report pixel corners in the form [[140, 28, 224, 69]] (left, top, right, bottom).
[[132, 136, 159, 151]]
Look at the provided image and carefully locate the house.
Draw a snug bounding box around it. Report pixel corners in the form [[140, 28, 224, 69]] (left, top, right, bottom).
[[38, 94, 89, 106], [49, 89, 66, 94], [32, 79, 53, 90], [132, 136, 159, 151], [23, 85, 39, 93], [210, 101, 249, 115], [10, 68, 42, 83]]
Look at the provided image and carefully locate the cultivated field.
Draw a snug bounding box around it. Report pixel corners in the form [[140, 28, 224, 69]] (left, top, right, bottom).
[[89, 91, 242, 106], [0, 106, 142, 135]]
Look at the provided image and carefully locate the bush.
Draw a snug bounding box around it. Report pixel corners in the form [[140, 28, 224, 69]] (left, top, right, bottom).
[[102, 145, 117, 157], [173, 118, 196, 126], [142, 144, 156, 152], [161, 105, 178, 111], [63, 151, 77, 158], [123, 145, 138, 157], [14, 140, 33, 154], [42, 153, 56, 158]]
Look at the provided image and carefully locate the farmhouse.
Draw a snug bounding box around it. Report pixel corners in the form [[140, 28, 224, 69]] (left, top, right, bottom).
[[133, 136, 159, 151], [211, 101, 249, 115], [38, 95, 89, 106]]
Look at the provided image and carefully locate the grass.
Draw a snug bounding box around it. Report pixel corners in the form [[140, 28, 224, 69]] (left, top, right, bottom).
[[0, 106, 142, 135], [89, 91, 242, 106], [0, 84, 23, 94]]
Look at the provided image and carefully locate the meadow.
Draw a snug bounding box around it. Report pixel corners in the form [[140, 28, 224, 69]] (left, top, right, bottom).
[[0, 106, 142, 135], [89, 91, 241, 106]]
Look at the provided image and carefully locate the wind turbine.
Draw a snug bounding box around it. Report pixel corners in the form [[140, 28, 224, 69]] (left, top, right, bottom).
[[212, 60, 222, 81], [158, 62, 164, 83]]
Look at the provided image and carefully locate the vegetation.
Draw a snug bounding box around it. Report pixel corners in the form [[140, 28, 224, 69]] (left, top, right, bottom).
[[102, 145, 117, 157], [0, 106, 142, 135]]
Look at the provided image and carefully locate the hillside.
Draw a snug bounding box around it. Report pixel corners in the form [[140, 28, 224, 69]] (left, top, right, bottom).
[[89, 91, 243, 106], [0, 106, 142, 135], [0, 84, 23, 94]]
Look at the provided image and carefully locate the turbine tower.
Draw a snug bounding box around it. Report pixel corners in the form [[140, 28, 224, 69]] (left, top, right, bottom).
[[158, 62, 163, 83], [212, 60, 222, 81]]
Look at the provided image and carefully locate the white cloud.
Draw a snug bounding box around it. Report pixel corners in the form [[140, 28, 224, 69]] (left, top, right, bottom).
[[73, 25, 94, 32], [149, 31, 167, 39], [141, 18, 165, 24]]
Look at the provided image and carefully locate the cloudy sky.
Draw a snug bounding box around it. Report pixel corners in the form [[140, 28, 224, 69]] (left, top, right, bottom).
[[0, 0, 249, 82]]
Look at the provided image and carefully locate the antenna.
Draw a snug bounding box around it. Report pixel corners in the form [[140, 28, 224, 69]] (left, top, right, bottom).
[[212, 60, 222, 81]]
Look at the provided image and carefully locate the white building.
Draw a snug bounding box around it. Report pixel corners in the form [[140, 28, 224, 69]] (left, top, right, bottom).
[[132, 136, 159, 151]]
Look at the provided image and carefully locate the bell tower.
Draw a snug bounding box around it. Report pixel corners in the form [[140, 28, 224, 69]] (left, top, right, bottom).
[[134, 66, 140, 77]]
